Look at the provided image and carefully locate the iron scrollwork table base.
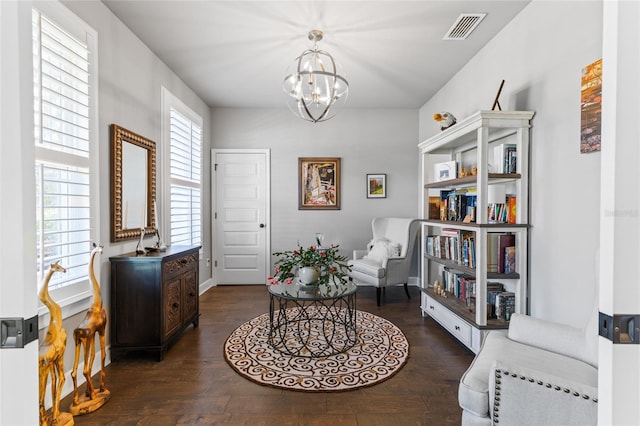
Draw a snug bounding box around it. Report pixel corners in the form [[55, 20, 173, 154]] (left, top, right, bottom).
[[267, 281, 357, 358]]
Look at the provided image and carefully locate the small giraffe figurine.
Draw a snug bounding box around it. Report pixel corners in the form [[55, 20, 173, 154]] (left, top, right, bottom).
[[70, 243, 110, 415], [38, 261, 73, 426]]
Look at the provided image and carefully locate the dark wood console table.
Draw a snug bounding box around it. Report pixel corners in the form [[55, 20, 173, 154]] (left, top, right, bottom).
[[109, 245, 200, 361]]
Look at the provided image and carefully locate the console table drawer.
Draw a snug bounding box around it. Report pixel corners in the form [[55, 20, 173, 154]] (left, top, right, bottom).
[[424, 294, 472, 347], [163, 252, 198, 277]]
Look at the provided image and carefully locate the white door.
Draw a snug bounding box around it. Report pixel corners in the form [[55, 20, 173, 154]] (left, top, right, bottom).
[[1, 2, 39, 422], [212, 149, 270, 284]]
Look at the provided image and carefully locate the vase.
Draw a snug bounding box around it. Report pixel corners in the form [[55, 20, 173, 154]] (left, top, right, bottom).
[[298, 266, 319, 284]]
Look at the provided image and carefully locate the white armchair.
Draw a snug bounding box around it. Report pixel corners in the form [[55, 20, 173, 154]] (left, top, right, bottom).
[[348, 217, 420, 306], [459, 308, 599, 425]]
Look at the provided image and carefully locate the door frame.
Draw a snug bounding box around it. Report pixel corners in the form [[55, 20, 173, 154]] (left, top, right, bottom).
[[211, 148, 271, 285]]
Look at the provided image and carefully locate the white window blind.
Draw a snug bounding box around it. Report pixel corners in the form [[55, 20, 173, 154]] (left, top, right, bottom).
[[169, 108, 202, 246], [33, 9, 94, 288]]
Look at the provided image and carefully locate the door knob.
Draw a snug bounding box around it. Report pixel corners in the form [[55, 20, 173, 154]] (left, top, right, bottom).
[[259, 223, 265, 228]]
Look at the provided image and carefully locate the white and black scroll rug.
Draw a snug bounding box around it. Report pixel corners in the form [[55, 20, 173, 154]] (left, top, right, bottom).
[[223, 309, 409, 392]]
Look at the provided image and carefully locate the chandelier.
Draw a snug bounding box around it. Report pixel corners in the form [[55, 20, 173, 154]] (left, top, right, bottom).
[[282, 30, 349, 123]]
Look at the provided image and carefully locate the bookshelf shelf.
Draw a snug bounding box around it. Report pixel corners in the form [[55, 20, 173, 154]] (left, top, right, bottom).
[[421, 288, 509, 330], [422, 220, 529, 229], [423, 173, 521, 190], [418, 110, 534, 353], [424, 255, 521, 279]]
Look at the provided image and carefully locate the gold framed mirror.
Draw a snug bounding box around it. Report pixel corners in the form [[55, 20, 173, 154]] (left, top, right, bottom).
[[110, 124, 156, 242]]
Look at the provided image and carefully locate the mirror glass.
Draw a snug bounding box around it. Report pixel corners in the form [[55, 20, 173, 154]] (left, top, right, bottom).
[[122, 142, 148, 230], [111, 124, 156, 242]]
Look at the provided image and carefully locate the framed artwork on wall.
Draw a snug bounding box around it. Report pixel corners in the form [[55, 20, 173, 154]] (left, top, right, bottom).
[[366, 174, 386, 198], [299, 157, 340, 210], [580, 58, 602, 153]]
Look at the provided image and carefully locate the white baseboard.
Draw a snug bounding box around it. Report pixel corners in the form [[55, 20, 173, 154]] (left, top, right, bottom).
[[199, 277, 214, 294]]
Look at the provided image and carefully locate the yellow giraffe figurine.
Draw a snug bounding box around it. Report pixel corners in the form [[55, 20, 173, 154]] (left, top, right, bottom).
[[38, 261, 73, 426], [70, 243, 110, 416]]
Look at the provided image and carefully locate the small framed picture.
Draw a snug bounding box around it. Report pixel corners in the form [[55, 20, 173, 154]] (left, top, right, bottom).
[[434, 160, 457, 182], [366, 174, 386, 198]]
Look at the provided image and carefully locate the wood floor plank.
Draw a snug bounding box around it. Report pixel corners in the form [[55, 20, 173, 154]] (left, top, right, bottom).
[[63, 284, 474, 425]]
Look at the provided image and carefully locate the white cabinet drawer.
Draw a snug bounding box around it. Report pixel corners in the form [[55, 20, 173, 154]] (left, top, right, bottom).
[[424, 294, 472, 348]]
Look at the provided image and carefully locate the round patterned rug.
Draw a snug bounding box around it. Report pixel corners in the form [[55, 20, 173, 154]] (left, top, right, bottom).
[[223, 309, 409, 392]]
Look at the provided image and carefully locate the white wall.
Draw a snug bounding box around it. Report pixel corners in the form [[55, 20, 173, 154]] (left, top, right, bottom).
[[2, 0, 211, 413], [64, 0, 212, 286], [210, 108, 419, 272], [37, 0, 210, 400], [418, 0, 602, 327]]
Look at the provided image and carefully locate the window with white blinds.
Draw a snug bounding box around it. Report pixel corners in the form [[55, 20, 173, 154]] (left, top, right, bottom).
[[33, 8, 96, 289], [169, 108, 202, 246]]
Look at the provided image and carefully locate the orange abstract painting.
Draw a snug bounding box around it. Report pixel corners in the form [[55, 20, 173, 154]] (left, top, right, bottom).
[[580, 58, 602, 153]]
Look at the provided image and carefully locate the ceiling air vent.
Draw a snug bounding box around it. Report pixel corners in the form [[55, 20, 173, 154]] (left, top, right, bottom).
[[443, 13, 487, 40]]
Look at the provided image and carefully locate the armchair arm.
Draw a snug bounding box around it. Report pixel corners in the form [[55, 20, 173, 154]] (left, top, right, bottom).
[[383, 256, 407, 282], [508, 313, 594, 366], [489, 360, 597, 426]]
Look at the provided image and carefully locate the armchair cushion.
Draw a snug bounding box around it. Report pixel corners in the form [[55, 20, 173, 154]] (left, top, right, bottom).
[[363, 238, 400, 265], [349, 258, 386, 279]]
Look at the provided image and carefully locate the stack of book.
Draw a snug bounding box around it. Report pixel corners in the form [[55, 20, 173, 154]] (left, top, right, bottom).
[[440, 190, 477, 222], [487, 195, 517, 224], [493, 143, 517, 173], [428, 196, 441, 220], [426, 229, 475, 266], [441, 267, 476, 301], [426, 231, 516, 274], [467, 282, 505, 319], [504, 246, 516, 274], [493, 233, 515, 274], [495, 292, 516, 321], [434, 269, 516, 322]]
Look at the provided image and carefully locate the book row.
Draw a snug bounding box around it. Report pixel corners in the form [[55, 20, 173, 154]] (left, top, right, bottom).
[[425, 230, 517, 274], [438, 269, 515, 321], [430, 191, 517, 224]]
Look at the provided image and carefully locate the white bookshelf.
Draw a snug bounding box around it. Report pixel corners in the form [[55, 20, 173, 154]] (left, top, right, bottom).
[[418, 110, 534, 352]]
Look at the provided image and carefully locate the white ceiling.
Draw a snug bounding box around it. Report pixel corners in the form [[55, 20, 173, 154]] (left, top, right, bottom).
[[102, 1, 531, 109]]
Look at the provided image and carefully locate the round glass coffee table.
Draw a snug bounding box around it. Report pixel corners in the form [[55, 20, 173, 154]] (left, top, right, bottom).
[[267, 280, 357, 358]]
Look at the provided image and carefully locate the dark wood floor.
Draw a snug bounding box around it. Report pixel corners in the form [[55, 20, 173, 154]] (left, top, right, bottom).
[[63, 285, 474, 425]]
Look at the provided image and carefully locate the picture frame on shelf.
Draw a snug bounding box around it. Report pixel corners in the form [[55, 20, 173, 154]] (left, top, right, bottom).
[[366, 174, 386, 198], [299, 157, 340, 210], [434, 160, 456, 182]]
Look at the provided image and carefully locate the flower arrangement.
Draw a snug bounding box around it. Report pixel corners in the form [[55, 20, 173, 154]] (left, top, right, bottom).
[[269, 244, 351, 286]]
